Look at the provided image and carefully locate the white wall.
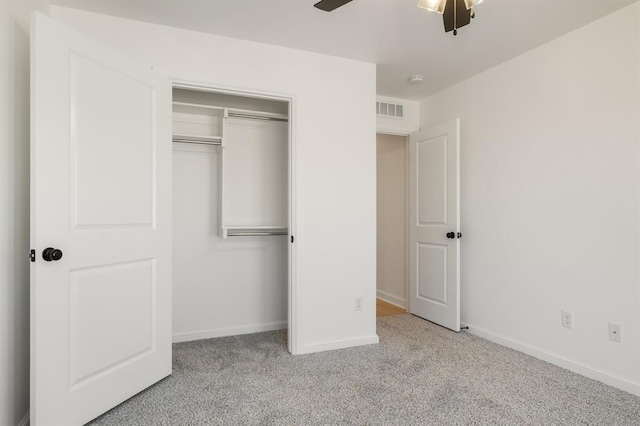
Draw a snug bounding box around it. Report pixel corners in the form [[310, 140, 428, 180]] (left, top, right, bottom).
[[172, 144, 288, 340], [52, 6, 379, 354], [420, 4, 640, 395], [1, 1, 49, 424], [376, 95, 420, 136], [376, 134, 407, 308]]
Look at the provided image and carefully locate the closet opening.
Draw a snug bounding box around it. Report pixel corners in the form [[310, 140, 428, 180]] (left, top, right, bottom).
[[376, 133, 409, 319], [170, 84, 294, 352]]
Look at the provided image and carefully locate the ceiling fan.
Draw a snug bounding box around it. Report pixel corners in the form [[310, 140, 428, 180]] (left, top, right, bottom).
[[313, 0, 484, 35]]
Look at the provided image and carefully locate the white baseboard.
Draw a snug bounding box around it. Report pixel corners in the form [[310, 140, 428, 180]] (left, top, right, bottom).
[[465, 323, 640, 397], [376, 290, 407, 309], [172, 321, 287, 343], [296, 335, 380, 355], [18, 411, 29, 426]]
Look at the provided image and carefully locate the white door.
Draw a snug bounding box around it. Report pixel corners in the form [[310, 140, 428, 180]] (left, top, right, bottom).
[[30, 13, 172, 425], [408, 119, 460, 331]]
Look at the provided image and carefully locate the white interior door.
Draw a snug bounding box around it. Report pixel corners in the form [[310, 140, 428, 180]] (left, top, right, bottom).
[[30, 13, 171, 425], [408, 119, 460, 331]]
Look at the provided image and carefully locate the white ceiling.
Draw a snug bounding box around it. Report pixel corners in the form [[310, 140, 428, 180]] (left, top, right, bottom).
[[51, 0, 638, 100]]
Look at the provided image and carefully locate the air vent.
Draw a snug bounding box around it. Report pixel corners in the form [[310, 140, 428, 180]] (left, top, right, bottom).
[[376, 101, 404, 119]]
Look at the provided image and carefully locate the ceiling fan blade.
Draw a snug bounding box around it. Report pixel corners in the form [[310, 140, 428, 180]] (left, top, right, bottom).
[[443, 0, 472, 32], [314, 0, 354, 12]]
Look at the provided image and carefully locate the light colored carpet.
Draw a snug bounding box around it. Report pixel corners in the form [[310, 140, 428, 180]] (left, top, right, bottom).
[[90, 314, 640, 425]]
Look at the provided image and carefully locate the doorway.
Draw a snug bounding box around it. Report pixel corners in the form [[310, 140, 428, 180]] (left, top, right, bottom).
[[376, 133, 409, 318], [170, 84, 293, 349]]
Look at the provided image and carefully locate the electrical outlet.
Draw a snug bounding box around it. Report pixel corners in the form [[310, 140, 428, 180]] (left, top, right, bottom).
[[562, 311, 573, 329], [355, 297, 363, 311], [609, 323, 621, 343]]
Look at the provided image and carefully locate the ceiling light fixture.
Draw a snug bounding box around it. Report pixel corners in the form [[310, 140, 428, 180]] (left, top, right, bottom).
[[464, 0, 483, 9], [409, 75, 424, 85], [418, 0, 484, 35], [417, 0, 446, 14]]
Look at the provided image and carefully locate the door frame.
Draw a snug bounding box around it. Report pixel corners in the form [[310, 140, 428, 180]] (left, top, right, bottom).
[[376, 130, 411, 312], [171, 80, 299, 354]]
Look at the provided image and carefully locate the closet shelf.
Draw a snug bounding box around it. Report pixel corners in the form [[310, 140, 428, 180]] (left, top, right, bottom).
[[227, 108, 288, 122], [172, 101, 225, 111], [223, 226, 288, 237], [173, 103, 287, 121], [173, 134, 223, 146]]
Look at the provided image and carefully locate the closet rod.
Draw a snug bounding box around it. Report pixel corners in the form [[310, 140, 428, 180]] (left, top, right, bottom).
[[227, 112, 288, 123], [227, 230, 288, 237], [172, 138, 222, 146]]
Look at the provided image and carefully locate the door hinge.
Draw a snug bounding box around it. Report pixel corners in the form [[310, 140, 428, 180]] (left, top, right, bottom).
[[291, 235, 294, 243], [30, 249, 36, 262]]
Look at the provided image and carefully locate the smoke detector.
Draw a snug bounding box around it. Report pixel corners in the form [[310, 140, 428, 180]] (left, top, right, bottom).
[[409, 75, 424, 85]]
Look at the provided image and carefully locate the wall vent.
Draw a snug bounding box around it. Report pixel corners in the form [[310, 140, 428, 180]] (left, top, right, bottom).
[[376, 101, 404, 119]]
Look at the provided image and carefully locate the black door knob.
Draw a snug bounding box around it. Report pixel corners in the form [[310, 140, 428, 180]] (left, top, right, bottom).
[[446, 232, 456, 239], [42, 247, 63, 262]]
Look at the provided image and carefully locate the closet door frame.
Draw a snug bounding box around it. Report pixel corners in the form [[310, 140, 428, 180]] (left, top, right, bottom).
[[171, 81, 299, 354]]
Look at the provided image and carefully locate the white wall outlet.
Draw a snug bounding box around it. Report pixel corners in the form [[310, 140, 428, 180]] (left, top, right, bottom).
[[355, 297, 363, 311], [562, 311, 574, 329], [609, 323, 621, 343]]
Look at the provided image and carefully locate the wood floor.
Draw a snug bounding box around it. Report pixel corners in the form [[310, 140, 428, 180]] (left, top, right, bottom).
[[376, 298, 406, 318]]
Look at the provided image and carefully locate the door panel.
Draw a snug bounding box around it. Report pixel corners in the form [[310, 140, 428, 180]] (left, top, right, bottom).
[[31, 13, 171, 425], [71, 52, 155, 228], [417, 243, 447, 305], [409, 119, 460, 331], [69, 260, 155, 389], [417, 136, 447, 225]]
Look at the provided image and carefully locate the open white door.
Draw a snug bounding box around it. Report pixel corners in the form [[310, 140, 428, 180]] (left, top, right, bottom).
[[30, 13, 171, 425], [408, 119, 460, 331]]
